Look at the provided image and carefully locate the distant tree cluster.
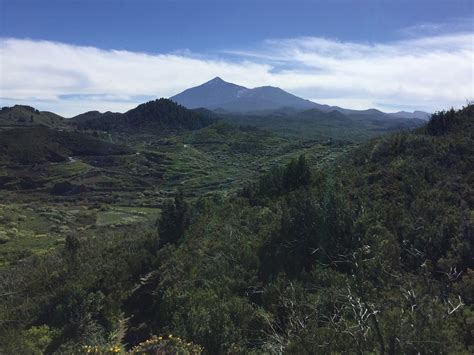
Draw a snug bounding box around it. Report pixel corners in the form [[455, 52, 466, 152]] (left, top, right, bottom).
[[242, 154, 311, 201], [76, 99, 216, 133]]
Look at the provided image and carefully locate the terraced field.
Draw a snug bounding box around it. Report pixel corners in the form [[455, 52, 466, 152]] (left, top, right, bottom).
[[0, 121, 351, 266]]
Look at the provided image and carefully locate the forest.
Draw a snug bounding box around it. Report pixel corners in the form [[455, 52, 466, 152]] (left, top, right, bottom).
[[0, 105, 472, 354]]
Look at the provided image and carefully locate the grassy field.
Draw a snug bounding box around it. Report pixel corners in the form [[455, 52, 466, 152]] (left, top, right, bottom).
[[0, 201, 161, 267], [0, 203, 91, 266]]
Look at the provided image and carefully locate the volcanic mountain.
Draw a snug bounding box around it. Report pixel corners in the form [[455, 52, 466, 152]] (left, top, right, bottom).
[[170, 77, 430, 119], [170, 77, 327, 113]]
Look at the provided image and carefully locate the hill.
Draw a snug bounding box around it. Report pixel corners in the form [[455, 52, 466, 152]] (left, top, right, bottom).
[[73, 98, 216, 132], [0, 126, 132, 165], [0, 105, 68, 130]]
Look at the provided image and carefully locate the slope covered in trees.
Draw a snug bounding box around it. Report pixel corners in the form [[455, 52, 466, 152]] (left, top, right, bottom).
[[0, 105, 68, 130], [0, 105, 472, 353], [73, 99, 216, 133], [223, 108, 425, 141], [0, 127, 131, 164]]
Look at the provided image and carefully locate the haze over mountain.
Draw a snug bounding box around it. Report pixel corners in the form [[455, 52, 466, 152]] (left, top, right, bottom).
[[388, 110, 432, 120], [170, 77, 328, 113], [170, 77, 430, 119]]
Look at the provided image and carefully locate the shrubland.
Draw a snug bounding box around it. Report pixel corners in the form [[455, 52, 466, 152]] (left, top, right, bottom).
[[0, 105, 472, 353]]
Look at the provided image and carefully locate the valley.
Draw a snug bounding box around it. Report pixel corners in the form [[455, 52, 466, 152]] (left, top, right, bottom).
[[0, 102, 353, 267]]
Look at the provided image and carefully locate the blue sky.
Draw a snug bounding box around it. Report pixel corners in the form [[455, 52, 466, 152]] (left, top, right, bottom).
[[1, 0, 473, 116]]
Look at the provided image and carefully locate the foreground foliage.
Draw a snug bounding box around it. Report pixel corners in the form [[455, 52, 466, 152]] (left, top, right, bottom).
[[0, 105, 472, 353]]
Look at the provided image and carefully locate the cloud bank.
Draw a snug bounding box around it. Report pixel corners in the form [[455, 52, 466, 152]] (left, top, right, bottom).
[[0, 32, 473, 116]]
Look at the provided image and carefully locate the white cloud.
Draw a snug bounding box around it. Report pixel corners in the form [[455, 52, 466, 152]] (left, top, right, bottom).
[[227, 33, 474, 111], [0, 38, 272, 116], [0, 32, 473, 116], [398, 17, 474, 38]]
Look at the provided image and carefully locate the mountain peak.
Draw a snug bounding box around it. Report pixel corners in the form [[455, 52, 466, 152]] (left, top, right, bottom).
[[205, 76, 226, 85], [171, 78, 319, 112]]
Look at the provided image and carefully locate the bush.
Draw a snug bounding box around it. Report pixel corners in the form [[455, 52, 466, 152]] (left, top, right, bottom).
[[130, 335, 203, 354]]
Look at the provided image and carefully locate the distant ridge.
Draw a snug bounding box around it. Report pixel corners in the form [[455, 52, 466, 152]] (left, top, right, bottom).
[[388, 110, 431, 120], [170, 77, 430, 119]]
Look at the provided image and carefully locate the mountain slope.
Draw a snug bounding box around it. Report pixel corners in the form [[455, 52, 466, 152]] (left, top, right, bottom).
[[224, 108, 425, 141], [170, 77, 430, 118], [0, 126, 131, 165], [218, 85, 320, 112], [126, 105, 473, 352], [169, 77, 248, 109], [73, 98, 216, 132], [170, 77, 322, 112], [0, 105, 68, 130]]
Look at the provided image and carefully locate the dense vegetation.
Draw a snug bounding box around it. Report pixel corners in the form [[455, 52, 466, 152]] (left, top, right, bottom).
[[0, 105, 67, 130], [73, 99, 216, 133], [223, 108, 425, 141], [0, 127, 131, 164], [0, 105, 472, 353], [0, 107, 343, 268]]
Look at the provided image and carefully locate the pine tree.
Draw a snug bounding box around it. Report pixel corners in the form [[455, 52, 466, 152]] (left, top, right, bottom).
[[283, 155, 311, 191], [158, 189, 189, 246]]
